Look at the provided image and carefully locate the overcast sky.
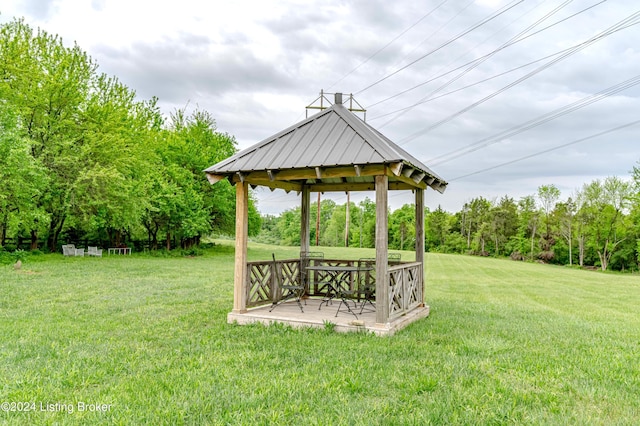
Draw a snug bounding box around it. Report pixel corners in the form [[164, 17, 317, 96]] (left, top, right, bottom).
[[2, 0, 639, 214]]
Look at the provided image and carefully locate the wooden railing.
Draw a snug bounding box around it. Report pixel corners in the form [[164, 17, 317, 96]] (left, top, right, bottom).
[[387, 262, 423, 320], [245, 259, 301, 308], [246, 258, 424, 321], [246, 258, 367, 307]]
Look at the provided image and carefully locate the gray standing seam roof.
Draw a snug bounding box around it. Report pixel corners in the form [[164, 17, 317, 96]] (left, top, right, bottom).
[[205, 101, 447, 193]]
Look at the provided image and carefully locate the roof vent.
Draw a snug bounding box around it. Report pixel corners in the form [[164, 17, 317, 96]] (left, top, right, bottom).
[[334, 92, 343, 105]]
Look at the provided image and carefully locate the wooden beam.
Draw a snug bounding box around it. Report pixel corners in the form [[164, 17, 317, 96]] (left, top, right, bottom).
[[402, 167, 414, 178], [236, 172, 245, 183], [301, 185, 310, 255], [354, 165, 361, 177], [375, 175, 389, 325], [309, 182, 375, 192], [237, 164, 387, 182], [233, 178, 303, 193], [233, 182, 249, 313], [388, 182, 420, 191]]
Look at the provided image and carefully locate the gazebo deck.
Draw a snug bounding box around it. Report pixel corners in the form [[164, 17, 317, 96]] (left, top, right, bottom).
[[228, 298, 430, 336]]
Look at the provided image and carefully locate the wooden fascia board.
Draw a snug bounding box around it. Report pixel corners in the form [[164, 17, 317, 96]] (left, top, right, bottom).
[[239, 178, 303, 192], [236, 164, 387, 182]]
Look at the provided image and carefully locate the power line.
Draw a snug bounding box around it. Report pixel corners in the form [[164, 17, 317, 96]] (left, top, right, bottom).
[[326, 0, 450, 91], [396, 10, 640, 145], [374, 1, 608, 129], [355, 0, 525, 95], [427, 74, 640, 165], [367, 1, 607, 113], [368, 48, 567, 121], [449, 119, 640, 182]]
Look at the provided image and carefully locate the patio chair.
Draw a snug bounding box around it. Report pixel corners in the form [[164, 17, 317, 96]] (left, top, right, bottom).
[[300, 251, 324, 294], [357, 258, 376, 314], [334, 261, 366, 319], [388, 253, 401, 265], [87, 246, 103, 257], [62, 244, 75, 256], [269, 253, 305, 313]]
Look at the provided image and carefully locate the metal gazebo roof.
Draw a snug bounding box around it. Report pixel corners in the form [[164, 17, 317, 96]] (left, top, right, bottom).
[[204, 94, 447, 193]]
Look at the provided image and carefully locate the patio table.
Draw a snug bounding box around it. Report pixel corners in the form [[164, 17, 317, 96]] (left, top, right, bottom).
[[306, 264, 373, 311]]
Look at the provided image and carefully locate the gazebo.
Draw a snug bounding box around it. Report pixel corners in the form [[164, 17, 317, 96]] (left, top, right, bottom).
[[204, 93, 447, 335]]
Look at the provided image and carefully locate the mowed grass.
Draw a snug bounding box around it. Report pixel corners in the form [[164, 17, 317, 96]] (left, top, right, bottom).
[[0, 242, 638, 425]]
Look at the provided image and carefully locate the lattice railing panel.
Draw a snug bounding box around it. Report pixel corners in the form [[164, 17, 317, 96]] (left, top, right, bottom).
[[405, 264, 421, 310], [388, 268, 404, 318], [387, 262, 423, 320], [247, 262, 273, 307]]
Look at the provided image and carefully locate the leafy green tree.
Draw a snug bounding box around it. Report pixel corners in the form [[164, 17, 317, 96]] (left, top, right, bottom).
[[356, 197, 376, 248], [578, 177, 632, 270], [537, 184, 561, 261], [553, 198, 576, 265], [390, 204, 416, 250], [465, 197, 492, 255], [426, 205, 450, 252], [0, 105, 49, 248], [0, 18, 95, 250], [516, 195, 540, 260], [277, 207, 301, 246], [489, 196, 518, 256]]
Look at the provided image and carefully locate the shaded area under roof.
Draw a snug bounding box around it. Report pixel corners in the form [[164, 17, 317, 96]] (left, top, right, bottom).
[[205, 96, 447, 194]]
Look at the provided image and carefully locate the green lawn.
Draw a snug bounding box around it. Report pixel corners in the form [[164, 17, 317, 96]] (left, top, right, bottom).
[[1, 242, 638, 425]]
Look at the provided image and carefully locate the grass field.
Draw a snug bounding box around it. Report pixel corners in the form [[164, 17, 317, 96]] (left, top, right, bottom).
[[1, 241, 639, 425]]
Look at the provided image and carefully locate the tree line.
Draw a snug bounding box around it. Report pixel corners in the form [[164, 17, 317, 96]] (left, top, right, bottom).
[[256, 172, 640, 272], [0, 18, 260, 253]]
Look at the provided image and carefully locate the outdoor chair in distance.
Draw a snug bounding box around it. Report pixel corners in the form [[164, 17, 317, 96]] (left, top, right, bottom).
[[62, 244, 85, 257], [62, 244, 75, 256], [269, 253, 305, 313], [87, 246, 103, 257]]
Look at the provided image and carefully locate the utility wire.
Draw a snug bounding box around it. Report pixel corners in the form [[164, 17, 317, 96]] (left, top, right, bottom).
[[355, 0, 525, 95], [428, 74, 640, 165], [397, 10, 640, 145], [367, 0, 606, 113], [327, 0, 450, 91], [377, 0, 576, 129], [449, 119, 640, 181], [369, 48, 568, 121]]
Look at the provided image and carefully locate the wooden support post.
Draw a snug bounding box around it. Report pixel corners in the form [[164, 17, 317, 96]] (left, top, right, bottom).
[[415, 188, 424, 265], [233, 182, 249, 313], [415, 188, 425, 306], [301, 185, 310, 255], [375, 174, 389, 325]]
